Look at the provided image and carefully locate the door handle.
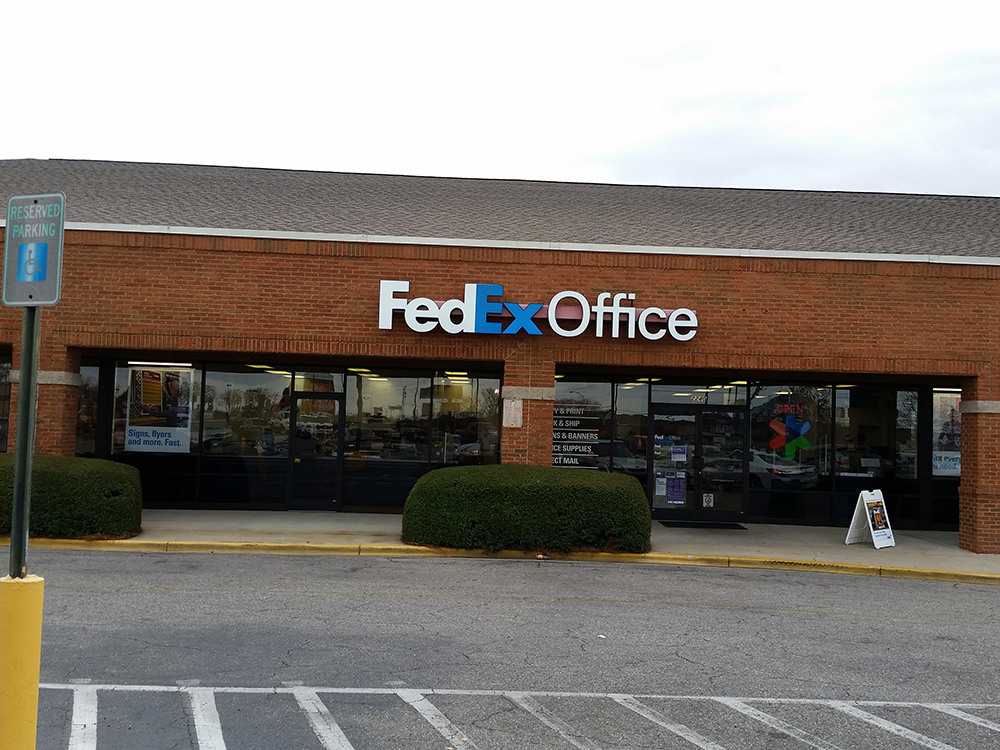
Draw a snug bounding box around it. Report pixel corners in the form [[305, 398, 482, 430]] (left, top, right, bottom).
[[693, 455, 706, 471]]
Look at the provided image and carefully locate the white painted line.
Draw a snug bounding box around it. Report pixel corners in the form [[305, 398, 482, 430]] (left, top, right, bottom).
[[829, 701, 962, 750], [507, 692, 604, 750], [927, 704, 1000, 733], [184, 687, 228, 750], [67, 686, 98, 750], [293, 688, 357, 750], [397, 690, 481, 749], [612, 695, 728, 749], [716, 698, 845, 750]]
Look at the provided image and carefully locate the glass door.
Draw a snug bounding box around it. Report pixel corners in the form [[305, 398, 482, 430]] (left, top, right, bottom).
[[650, 406, 746, 520], [289, 394, 343, 510]]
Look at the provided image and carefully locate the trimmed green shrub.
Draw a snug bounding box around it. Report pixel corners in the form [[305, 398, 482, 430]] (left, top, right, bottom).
[[402, 464, 651, 553], [0, 455, 142, 539]]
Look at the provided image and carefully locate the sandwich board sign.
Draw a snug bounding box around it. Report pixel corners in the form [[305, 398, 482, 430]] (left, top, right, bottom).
[[845, 489, 895, 549]]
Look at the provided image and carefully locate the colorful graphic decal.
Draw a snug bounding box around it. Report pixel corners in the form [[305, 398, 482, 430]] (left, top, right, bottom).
[[769, 414, 812, 458]]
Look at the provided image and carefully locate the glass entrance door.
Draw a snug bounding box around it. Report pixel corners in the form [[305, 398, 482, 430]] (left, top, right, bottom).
[[650, 406, 746, 520], [289, 394, 343, 510]]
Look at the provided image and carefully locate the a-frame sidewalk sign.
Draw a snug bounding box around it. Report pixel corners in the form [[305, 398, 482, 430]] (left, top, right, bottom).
[[845, 488, 896, 549]]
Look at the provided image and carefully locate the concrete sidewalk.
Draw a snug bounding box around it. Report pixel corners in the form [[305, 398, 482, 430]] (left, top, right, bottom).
[[12, 509, 1000, 585]]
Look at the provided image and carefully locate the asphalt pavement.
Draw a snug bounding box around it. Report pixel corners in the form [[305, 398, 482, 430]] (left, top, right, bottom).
[[10, 509, 1000, 585]]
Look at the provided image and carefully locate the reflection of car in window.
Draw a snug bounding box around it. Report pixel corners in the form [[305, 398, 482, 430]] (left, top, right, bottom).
[[594, 440, 647, 476], [728, 449, 818, 489]]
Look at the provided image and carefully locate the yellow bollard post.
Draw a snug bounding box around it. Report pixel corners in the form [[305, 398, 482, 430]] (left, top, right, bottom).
[[0, 575, 45, 750]]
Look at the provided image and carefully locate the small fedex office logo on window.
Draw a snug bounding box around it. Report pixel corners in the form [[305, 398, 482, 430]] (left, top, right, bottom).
[[378, 280, 698, 341]]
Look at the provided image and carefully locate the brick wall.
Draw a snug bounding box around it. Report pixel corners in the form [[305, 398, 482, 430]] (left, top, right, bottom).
[[0, 229, 997, 549]]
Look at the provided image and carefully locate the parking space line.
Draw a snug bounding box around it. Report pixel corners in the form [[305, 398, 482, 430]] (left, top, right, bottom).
[[716, 698, 845, 750], [293, 688, 357, 750], [506, 691, 604, 750], [67, 686, 98, 750], [397, 689, 481, 749], [828, 701, 961, 750], [184, 687, 228, 750], [611, 695, 728, 749], [926, 704, 1000, 733]]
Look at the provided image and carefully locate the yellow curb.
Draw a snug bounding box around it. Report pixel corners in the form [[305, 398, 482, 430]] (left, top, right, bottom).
[[164, 541, 363, 556], [26, 538, 171, 553], [878, 565, 1000, 586], [728, 556, 883, 576], [7, 537, 1000, 585], [642, 553, 731, 568]]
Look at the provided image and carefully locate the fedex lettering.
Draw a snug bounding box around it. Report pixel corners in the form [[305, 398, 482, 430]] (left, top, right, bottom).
[[378, 280, 698, 341]]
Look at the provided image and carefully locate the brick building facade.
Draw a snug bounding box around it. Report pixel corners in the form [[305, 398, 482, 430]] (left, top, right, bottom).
[[2, 160, 998, 552]]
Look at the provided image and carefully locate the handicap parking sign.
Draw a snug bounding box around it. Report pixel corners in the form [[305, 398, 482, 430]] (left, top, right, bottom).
[[17, 243, 48, 282], [4, 192, 64, 306]]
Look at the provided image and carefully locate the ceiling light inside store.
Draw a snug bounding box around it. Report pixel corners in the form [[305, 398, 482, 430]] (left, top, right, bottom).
[[348, 368, 371, 373], [729, 381, 747, 385], [265, 370, 290, 375], [128, 361, 193, 368], [933, 388, 962, 393]]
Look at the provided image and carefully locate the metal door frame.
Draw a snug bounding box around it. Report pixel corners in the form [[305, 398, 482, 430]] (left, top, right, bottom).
[[648, 403, 748, 521], [288, 390, 345, 510]]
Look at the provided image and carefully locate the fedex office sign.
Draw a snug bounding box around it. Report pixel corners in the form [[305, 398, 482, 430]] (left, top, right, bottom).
[[378, 280, 698, 341]]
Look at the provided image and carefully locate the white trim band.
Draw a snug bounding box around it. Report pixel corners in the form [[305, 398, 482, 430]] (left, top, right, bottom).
[[960, 400, 1000, 414], [55, 221, 1000, 268], [9, 371, 83, 386], [503, 386, 556, 401]]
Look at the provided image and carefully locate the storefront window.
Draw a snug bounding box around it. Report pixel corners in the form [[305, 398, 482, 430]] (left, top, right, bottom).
[[201, 366, 287, 455], [552, 381, 612, 469], [431, 372, 500, 466], [113, 364, 203, 454], [343, 369, 432, 508], [613, 383, 648, 483], [932, 389, 961, 477], [111, 362, 204, 505], [750, 384, 832, 487], [196, 365, 289, 506], [76, 365, 100, 456], [834, 385, 918, 480]]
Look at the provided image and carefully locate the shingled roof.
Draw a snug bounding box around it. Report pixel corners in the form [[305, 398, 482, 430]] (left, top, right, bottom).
[[2, 158, 998, 258]]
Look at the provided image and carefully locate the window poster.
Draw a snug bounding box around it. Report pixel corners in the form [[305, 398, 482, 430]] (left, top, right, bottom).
[[125, 368, 193, 452], [932, 392, 961, 477], [552, 403, 602, 467]]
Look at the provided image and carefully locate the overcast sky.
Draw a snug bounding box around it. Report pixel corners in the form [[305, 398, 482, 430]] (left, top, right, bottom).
[[5, 1, 1000, 196]]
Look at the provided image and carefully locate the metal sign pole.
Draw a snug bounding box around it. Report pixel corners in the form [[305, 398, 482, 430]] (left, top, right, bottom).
[[9, 305, 40, 578]]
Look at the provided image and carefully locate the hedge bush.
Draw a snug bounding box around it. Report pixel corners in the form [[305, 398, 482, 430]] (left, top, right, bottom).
[[402, 464, 651, 553], [0, 455, 142, 539]]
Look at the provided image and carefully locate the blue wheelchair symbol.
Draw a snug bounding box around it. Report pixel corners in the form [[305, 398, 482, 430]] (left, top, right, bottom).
[[17, 243, 47, 282]]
